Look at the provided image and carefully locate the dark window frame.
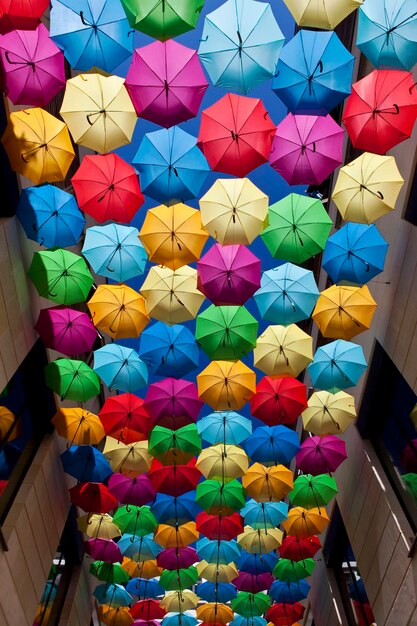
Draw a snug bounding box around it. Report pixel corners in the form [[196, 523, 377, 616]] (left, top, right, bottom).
[[404, 161, 417, 226]]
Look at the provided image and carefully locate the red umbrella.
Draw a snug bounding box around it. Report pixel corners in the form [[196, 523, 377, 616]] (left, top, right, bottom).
[[84, 538, 123, 563], [148, 459, 202, 496], [157, 547, 198, 570], [233, 572, 274, 593], [99, 393, 152, 444], [130, 600, 166, 621], [0, 0, 48, 33], [266, 602, 305, 625], [295, 434, 347, 475], [352, 601, 375, 626], [198, 93, 276, 177], [72, 153, 144, 224], [278, 535, 321, 561], [108, 473, 156, 507], [250, 377, 308, 426], [196, 512, 244, 540], [144, 378, 203, 425], [34, 306, 98, 357], [69, 482, 118, 514], [342, 70, 417, 155]]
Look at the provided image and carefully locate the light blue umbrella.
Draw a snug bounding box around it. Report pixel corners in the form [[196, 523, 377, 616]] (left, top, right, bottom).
[[126, 577, 164, 598], [162, 613, 198, 626], [357, 0, 417, 71], [40, 582, 58, 605], [93, 344, 148, 392], [150, 491, 201, 524], [93, 583, 133, 607], [133, 126, 211, 204], [16, 184, 85, 249], [268, 579, 310, 603], [254, 263, 319, 325], [118, 534, 162, 561], [196, 538, 242, 564], [197, 411, 252, 445], [50, 0, 133, 73], [241, 500, 288, 529], [197, 581, 238, 603], [82, 224, 148, 283], [230, 617, 267, 626], [322, 223, 389, 285], [243, 426, 300, 466], [308, 339, 367, 393], [139, 322, 199, 378], [198, 0, 284, 94], [273, 30, 354, 115], [237, 550, 278, 574]]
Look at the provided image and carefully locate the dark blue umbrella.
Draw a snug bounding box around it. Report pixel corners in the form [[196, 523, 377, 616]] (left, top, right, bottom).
[[196, 538, 241, 564], [60, 445, 113, 482], [126, 577, 164, 599], [268, 579, 310, 603], [237, 550, 279, 574], [197, 581, 238, 603], [243, 425, 300, 465], [139, 322, 200, 378], [348, 578, 368, 602], [150, 491, 201, 524]]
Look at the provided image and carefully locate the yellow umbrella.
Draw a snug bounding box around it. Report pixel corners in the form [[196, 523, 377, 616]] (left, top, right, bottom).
[[283, 0, 363, 29], [242, 463, 294, 502], [88, 284, 149, 340], [282, 507, 330, 539], [97, 605, 134, 626], [237, 526, 283, 554], [302, 390, 356, 435], [77, 513, 121, 539], [122, 557, 162, 579], [103, 437, 152, 475], [52, 407, 105, 445], [253, 324, 313, 378], [140, 265, 205, 325], [197, 360, 256, 411], [196, 603, 234, 625], [196, 561, 239, 583], [160, 590, 199, 612], [2, 108, 75, 184], [312, 284, 377, 340], [196, 444, 249, 480], [199, 178, 269, 245], [154, 522, 199, 548], [331, 152, 404, 224], [0, 407, 18, 443], [139, 203, 208, 270], [60, 73, 137, 154], [410, 403, 417, 429], [34, 605, 52, 625]]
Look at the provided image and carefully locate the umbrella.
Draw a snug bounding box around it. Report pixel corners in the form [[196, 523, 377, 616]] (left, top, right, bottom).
[[196, 603, 234, 624], [140, 265, 205, 326], [273, 558, 316, 583], [160, 591, 198, 613], [196, 305, 258, 361], [151, 491, 201, 525], [139, 203, 208, 270], [198, 0, 284, 94], [331, 152, 404, 223], [61, 446, 113, 483], [45, 358, 100, 402], [94, 344, 148, 393], [198, 93, 275, 177], [108, 474, 156, 507], [254, 263, 319, 325], [0, 0, 48, 32], [237, 550, 278, 575], [157, 547, 197, 570], [103, 438, 152, 476], [269, 113, 344, 186], [196, 538, 241, 564], [237, 527, 283, 554], [400, 440, 417, 473], [302, 390, 356, 435], [282, 507, 330, 539], [148, 459, 201, 496], [97, 606, 134, 626], [233, 573, 273, 593], [283, 0, 363, 30], [50, 0, 133, 73], [139, 322, 199, 378], [231, 592, 271, 618], [91, 561, 130, 584], [197, 411, 252, 446], [290, 474, 338, 509], [70, 482, 117, 514], [197, 360, 256, 411], [113, 506, 157, 536], [295, 435, 347, 475], [343, 70, 417, 154], [121, 0, 204, 40], [61, 73, 137, 154], [196, 444, 249, 480], [126, 578, 164, 599], [29, 248, 93, 306], [154, 522, 199, 548], [242, 463, 293, 502], [241, 500, 288, 529], [266, 603, 305, 625], [72, 153, 145, 224], [322, 222, 388, 285], [402, 473, 417, 499], [261, 194, 333, 265], [231, 617, 266, 626], [0, 407, 17, 443], [35, 306, 97, 357], [126, 40, 207, 127], [144, 378, 202, 425], [88, 284, 149, 340], [250, 377, 308, 426], [2, 107, 75, 184], [269, 580, 310, 603], [93, 583, 132, 607], [243, 425, 300, 466], [148, 424, 202, 465], [52, 407, 104, 445], [273, 30, 354, 115], [84, 539, 123, 564], [133, 126, 210, 205], [160, 566, 198, 591], [123, 559, 162, 580], [99, 393, 151, 444], [197, 244, 261, 306], [162, 613, 197, 626], [196, 512, 244, 540], [196, 479, 246, 514], [118, 534, 161, 561], [130, 600, 166, 620], [312, 284, 377, 340], [308, 340, 368, 392], [79, 514, 121, 541], [253, 324, 313, 378], [197, 582, 237, 603]]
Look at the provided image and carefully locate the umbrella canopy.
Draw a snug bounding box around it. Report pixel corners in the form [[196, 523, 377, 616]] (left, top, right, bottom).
[[197, 411, 252, 446], [242, 463, 294, 502], [71, 482, 117, 514], [331, 152, 404, 223], [231, 617, 266, 626], [121, 0, 204, 40], [197, 582, 237, 604], [198, 93, 275, 177], [233, 573, 273, 593], [91, 561, 130, 584], [0, 407, 17, 443], [108, 474, 156, 507], [99, 394, 151, 444], [61, 445, 113, 483], [88, 284, 149, 340], [160, 590, 199, 613], [283, 0, 363, 30], [151, 491, 201, 525], [198, 0, 284, 94], [196, 479, 246, 514], [308, 340, 367, 392], [118, 534, 161, 561], [160, 566, 198, 591], [139, 322, 199, 378], [148, 459, 202, 496], [278, 536, 321, 562], [302, 390, 356, 435], [84, 538, 123, 564], [34, 306, 97, 357], [93, 583, 132, 607], [266, 603, 305, 625], [237, 527, 283, 554], [273, 30, 354, 115], [78, 514, 121, 540], [162, 613, 197, 626], [52, 407, 104, 445], [148, 424, 202, 465], [196, 538, 241, 565], [282, 507, 330, 539], [269, 113, 344, 186], [45, 358, 100, 402], [72, 153, 144, 224], [241, 500, 288, 530], [196, 305, 258, 361], [113, 506, 158, 536], [250, 377, 308, 427], [196, 603, 234, 624], [144, 378, 202, 425], [197, 360, 256, 411], [0, 0, 48, 32], [103, 438, 152, 476], [154, 522, 199, 548], [237, 550, 278, 574], [196, 444, 249, 481], [133, 126, 210, 204], [244, 425, 300, 466], [157, 547, 197, 570], [253, 324, 313, 378], [232, 592, 271, 618], [196, 512, 244, 540], [296, 434, 347, 475], [94, 345, 148, 393], [402, 473, 417, 500], [290, 474, 338, 509], [129, 599, 166, 620], [97, 605, 134, 626], [273, 558, 316, 583]]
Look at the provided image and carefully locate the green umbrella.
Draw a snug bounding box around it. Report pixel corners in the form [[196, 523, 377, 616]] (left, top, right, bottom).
[[289, 474, 338, 509], [113, 505, 157, 536], [261, 194, 333, 265], [160, 566, 198, 591], [28, 248, 94, 305], [196, 479, 246, 515], [231, 592, 271, 617], [148, 424, 202, 465], [402, 473, 417, 501], [195, 305, 258, 361], [273, 558, 316, 583], [121, 0, 204, 40], [44, 358, 100, 402], [90, 561, 130, 584]]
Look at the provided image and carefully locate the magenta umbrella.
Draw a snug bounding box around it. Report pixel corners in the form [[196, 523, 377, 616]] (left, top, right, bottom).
[[144, 378, 203, 426], [34, 306, 98, 357], [108, 473, 156, 507], [197, 244, 261, 306], [0, 23, 65, 106], [126, 40, 208, 128], [84, 538, 123, 564], [401, 439, 417, 473], [295, 435, 347, 475], [269, 113, 344, 185], [157, 547, 198, 570], [233, 572, 274, 592]]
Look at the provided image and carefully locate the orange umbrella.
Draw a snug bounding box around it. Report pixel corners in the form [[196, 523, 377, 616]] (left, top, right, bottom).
[[196, 603, 234, 625], [154, 522, 199, 548], [282, 507, 330, 538], [197, 360, 256, 411], [0, 406, 18, 443], [88, 284, 150, 340], [122, 557, 162, 579], [97, 605, 134, 626], [242, 463, 293, 502], [312, 285, 377, 340], [52, 407, 105, 445]]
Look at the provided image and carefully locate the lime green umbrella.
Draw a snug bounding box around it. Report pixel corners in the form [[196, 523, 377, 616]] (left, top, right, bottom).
[[121, 0, 204, 40], [289, 474, 338, 510], [160, 566, 198, 591], [231, 592, 271, 617], [402, 473, 417, 501], [113, 505, 157, 536], [45, 359, 100, 402], [261, 194, 333, 264], [195, 305, 258, 361], [196, 479, 246, 515], [28, 248, 94, 305], [90, 561, 130, 584], [273, 558, 316, 582], [148, 424, 202, 465]]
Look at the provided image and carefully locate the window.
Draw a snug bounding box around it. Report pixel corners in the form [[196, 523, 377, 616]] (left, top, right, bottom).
[[404, 161, 417, 226]]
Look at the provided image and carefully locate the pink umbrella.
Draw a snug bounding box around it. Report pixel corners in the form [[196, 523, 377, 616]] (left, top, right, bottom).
[[84, 538, 123, 563], [157, 547, 197, 570], [34, 306, 98, 357], [133, 621, 161, 626], [295, 435, 347, 475], [126, 40, 208, 128], [269, 113, 344, 185], [197, 244, 261, 306], [0, 23, 65, 106], [108, 473, 156, 507], [401, 439, 417, 473], [233, 572, 274, 592], [144, 378, 203, 426]]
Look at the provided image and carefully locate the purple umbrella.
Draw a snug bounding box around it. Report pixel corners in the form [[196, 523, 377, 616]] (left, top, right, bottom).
[[84, 538, 123, 564], [126, 40, 208, 128], [295, 435, 347, 475], [233, 572, 274, 593], [0, 23, 65, 106], [197, 244, 261, 306], [108, 473, 156, 507], [35, 306, 98, 357], [156, 547, 198, 570], [401, 439, 417, 473], [269, 113, 344, 185], [144, 378, 203, 426]]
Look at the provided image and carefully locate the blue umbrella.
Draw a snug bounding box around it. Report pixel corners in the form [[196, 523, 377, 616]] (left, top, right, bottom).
[[150, 491, 201, 524], [117, 534, 162, 561], [60, 445, 113, 482], [254, 263, 319, 325], [196, 538, 242, 564], [241, 500, 288, 529], [230, 617, 267, 626], [237, 550, 278, 574], [322, 223, 389, 285], [268, 579, 310, 603], [308, 339, 368, 393], [133, 126, 211, 204], [348, 578, 368, 602], [243, 426, 300, 466], [126, 577, 164, 598], [93, 583, 133, 607], [197, 581, 238, 603], [357, 0, 417, 71], [40, 582, 58, 605], [198, 0, 284, 94], [273, 30, 354, 115], [16, 185, 85, 249], [93, 344, 148, 392], [197, 411, 252, 445], [82, 224, 148, 283], [139, 322, 199, 378], [162, 614, 198, 626], [50, 0, 133, 73]]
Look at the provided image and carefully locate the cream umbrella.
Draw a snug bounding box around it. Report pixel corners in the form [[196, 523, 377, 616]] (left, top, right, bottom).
[[283, 0, 363, 30], [302, 390, 356, 435], [103, 437, 152, 475], [253, 324, 313, 378]]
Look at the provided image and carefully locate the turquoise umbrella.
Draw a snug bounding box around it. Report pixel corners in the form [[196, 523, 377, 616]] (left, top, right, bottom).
[[196, 538, 242, 564], [93, 344, 148, 392], [118, 534, 162, 561], [241, 500, 288, 529], [308, 339, 367, 392], [197, 411, 252, 445], [93, 583, 133, 607]]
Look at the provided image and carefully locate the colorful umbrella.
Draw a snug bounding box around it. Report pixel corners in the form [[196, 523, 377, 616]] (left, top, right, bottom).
[[162, 613, 197, 626], [241, 500, 288, 530], [237, 527, 283, 554], [153, 522, 199, 548], [0, 0, 48, 32], [97, 605, 134, 626], [197, 360, 256, 411], [148, 459, 202, 496], [308, 339, 367, 392], [231, 592, 271, 618], [34, 306, 97, 357], [196, 305, 258, 361], [196, 479, 246, 514], [148, 424, 202, 465], [231, 617, 266, 626], [91, 561, 130, 584], [84, 538, 123, 564], [113, 506, 157, 536], [144, 378, 203, 425], [196, 603, 234, 624], [302, 390, 356, 435], [52, 407, 104, 445], [233, 573, 273, 593], [402, 473, 417, 500], [70, 482, 117, 514], [157, 547, 197, 571], [160, 566, 198, 591], [123, 559, 161, 580], [45, 358, 100, 402], [295, 434, 347, 475], [0, 407, 17, 443], [78, 514, 121, 540], [108, 474, 156, 507], [290, 474, 338, 510], [244, 425, 300, 466], [151, 492, 201, 525], [197, 582, 237, 604], [129, 599, 166, 620], [159, 590, 198, 613], [118, 534, 161, 561], [94, 344, 148, 393], [273, 558, 316, 583], [99, 394, 151, 444], [61, 445, 113, 483], [197, 411, 252, 446], [283, 0, 363, 30], [196, 512, 244, 540], [88, 284, 149, 341], [237, 550, 278, 575], [242, 463, 294, 502], [121, 0, 204, 40], [93, 583, 132, 607], [139, 322, 199, 378], [253, 324, 313, 379], [103, 438, 152, 476], [250, 377, 307, 426], [282, 507, 330, 539], [126, 578, 164, 599], [196, 444, 249, 481], [278, 536, 321, 562], [266, 603, 305, 625], [196, 538, 241, 565]]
